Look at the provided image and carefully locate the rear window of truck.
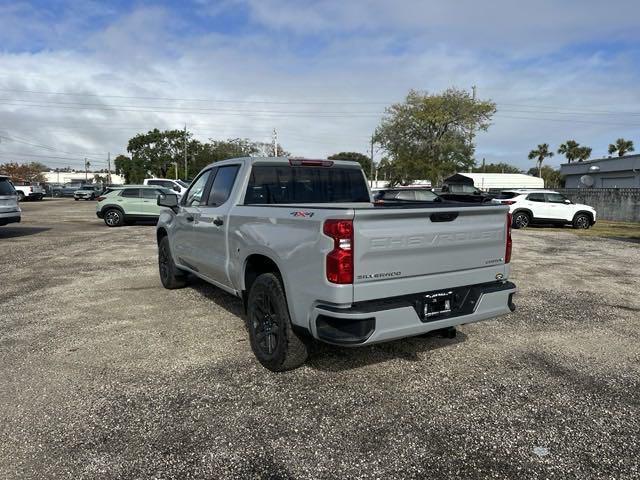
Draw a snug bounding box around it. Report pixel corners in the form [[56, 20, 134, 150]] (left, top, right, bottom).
[[244, 166, 370, 204]]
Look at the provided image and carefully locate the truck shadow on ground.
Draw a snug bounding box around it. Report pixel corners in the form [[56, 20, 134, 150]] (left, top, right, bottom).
[[306, 331, 467, 372], [0, 226, 51, 239], [188, 277, 468, 372]]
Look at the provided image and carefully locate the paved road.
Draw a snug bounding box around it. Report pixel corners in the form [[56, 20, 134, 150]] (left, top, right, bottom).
[[1, 199, 639, 479]]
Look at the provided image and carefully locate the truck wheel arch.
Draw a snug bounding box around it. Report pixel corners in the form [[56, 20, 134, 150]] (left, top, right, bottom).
[[243, 254, 286, 313], [157, 227, 168, 245]]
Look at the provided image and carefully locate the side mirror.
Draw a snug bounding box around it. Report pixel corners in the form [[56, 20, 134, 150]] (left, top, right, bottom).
[[158, 193, 179, 212], [173, 185, 181, 192], [564, 199, 571, 204]]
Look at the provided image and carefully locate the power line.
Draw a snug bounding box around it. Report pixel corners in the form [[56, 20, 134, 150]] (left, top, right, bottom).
[[0, 87, 394, 105]]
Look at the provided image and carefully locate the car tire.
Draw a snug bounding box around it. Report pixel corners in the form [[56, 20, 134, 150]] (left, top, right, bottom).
[[573, 213, 591, 229], [247, 273, 308, 372], [512, 211, 531, 229], [103, 208, 124, 227], [74, 198, 79, 201], [17, 192, 25, 202], [158, 236, 187, 289]]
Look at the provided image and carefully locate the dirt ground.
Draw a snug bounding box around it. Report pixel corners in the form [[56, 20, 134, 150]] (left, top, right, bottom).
[[1, 199, 639, 479]]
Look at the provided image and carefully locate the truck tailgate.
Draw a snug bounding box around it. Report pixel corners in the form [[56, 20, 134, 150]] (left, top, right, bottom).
[[352, 205, 509, 302]]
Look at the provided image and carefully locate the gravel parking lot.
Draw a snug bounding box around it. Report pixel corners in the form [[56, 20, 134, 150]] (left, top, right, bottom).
[[1, 199, 639, 479]]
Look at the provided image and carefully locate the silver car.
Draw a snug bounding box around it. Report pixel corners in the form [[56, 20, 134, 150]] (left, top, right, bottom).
[[0, 175, 21, 226]]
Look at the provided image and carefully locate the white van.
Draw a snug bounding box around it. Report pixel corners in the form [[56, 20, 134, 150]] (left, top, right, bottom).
[[142, 178, 189, 196]]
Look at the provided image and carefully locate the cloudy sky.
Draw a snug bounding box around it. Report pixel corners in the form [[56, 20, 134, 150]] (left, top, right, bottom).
[[1, 0, 639, 172]]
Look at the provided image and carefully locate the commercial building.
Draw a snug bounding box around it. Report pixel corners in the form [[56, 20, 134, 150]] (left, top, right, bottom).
[[560, 155, 640, 188]]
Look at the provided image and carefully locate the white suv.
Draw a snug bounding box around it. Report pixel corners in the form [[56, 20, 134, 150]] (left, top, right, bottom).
[[494, 190, 596, 229], [143, 178, 189, 197]]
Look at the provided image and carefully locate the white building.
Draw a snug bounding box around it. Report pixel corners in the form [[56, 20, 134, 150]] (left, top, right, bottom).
[[444, 173, 543, 191], [43, 171, 125, 185]]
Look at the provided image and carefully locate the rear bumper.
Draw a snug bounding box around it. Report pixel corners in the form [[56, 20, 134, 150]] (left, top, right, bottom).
[[0, 212, 21, 226], [311, 281, 516, 345]]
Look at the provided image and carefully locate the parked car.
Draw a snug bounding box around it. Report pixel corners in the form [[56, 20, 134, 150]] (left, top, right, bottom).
[[143, 178, 189, 196], [61, 183, 85, 197], [156, 157, 516, 371], [373, 187, 442, 204], [73, 185, 101, 200], [494, 189, 597, 229], [0, 175, 21, 226], [44, 183, 64, 197], [95, 185, 173, 226], [12, 181, 45, 201], [436, 184, 494, 203]]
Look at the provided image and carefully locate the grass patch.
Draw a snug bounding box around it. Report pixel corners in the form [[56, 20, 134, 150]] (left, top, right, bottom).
[[542, 220, 640, 242]]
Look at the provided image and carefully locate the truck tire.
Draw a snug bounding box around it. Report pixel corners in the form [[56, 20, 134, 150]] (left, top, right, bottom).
[[17, 191, 25, 202], [103, 208, 124, 227], [573, 213, 591, 229], [512, 211, 531, 229], [247, 273, 308, 372], [158, 236, 187, 289]]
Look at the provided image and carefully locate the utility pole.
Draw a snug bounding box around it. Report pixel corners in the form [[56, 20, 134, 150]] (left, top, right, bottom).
[[273, 128, 278, 157], [183, 124, 188, 180], [172, 162, 178, 180], [370, 136, 375, 188], [84, 158, 88, 182], [469, 85, 477, 167], [107, 152, 112, 184]]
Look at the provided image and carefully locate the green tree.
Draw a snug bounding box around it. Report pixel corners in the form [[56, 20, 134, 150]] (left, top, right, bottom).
[[608, 138, 634, 157], [557, 140, 580, 162], [558, 140, 592, 163], [328, 152, 372, 177], [527, 166, 563, 188], [575, 146, 592, 162], [528, 143, 554, 178], [472, 162, 521, 173], [127, 129, 190, 178], [374, 88, 496, 186], [114, 154, 146, 184], [0, 162, 47, 183]]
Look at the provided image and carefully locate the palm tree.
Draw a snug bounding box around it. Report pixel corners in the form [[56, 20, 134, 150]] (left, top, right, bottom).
[[528, 143, 554, 178], [608, 138, 634, 157], [575, 146, 592, 162], [558, 140, 580, 162]]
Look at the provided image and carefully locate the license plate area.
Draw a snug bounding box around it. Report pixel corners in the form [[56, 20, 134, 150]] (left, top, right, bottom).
[[423, 291, 453, 319]]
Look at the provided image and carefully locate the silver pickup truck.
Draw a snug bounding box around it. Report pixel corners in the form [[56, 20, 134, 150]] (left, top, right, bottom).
[[156, 157, 516, 371]]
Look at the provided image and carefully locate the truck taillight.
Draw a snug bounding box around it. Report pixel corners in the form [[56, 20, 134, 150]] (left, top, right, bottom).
[[323, 219, 353, 284], [505, 213, 512, 264], [29, 186, 33, 192]]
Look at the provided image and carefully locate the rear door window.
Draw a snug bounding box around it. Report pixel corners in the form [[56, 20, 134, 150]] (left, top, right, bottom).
[[0, 179, 16, 195], [526, 193, 546, 202], [141, 189, 161, 199], [245, 165, 370, 204], [120, 188, 140, 198]]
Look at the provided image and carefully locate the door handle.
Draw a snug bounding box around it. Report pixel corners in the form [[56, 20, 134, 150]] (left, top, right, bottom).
[[430, 212, 458, 222], [185, 215, 194, 222], [213, 218, 224, 226]]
